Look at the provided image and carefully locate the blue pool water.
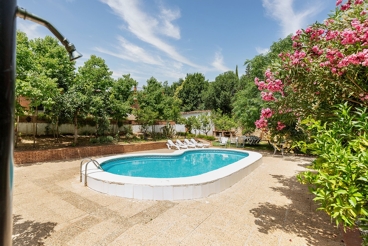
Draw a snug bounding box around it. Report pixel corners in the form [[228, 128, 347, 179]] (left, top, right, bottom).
[[101, 149, 249, 178]]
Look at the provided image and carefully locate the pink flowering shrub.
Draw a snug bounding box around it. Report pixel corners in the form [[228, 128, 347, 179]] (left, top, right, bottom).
[[253, 0, 368, 134]]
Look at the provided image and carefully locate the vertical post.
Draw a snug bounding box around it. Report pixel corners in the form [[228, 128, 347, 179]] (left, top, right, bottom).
[[0, 0, 17, 245]]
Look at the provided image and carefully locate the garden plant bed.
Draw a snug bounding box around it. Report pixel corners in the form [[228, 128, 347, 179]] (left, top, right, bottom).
[[14, 135, 167, 165], [15, 135, 145, 151]]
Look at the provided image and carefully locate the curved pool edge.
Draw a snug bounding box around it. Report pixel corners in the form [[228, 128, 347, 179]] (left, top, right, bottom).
[[82, 148, 263, 200]]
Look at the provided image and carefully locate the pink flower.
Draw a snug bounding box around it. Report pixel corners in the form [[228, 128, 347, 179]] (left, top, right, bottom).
[[261, 92, 276, 101], [265, 69, 272, 78], [336, 0, 343, 5], [276, 121, 286, 131], [255, 117, 268, 129], [360, 94, 368, 101], [355, 0, 363, 4], [326, 30, 339, 40], [341, 3, 351, 10], [292, 58, 299, 65], [261, 108, 273, 118]]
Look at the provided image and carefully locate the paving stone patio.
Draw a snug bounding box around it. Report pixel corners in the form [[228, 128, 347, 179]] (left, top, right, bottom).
[[12, 149, 344, 246]]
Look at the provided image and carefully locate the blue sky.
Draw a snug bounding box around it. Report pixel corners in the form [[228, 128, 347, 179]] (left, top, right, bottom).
[[17, 0, 337, 86]]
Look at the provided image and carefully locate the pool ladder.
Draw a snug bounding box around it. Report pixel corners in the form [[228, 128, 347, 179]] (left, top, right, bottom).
[[80, 158, 103, 186]]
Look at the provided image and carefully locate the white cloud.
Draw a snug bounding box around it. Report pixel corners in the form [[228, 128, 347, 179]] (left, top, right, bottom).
[[111, 62, 185, 85], [100, 0, 200, 68], [256, 47, 270, 54], [262, 0, 322, 37], [95, 36, 163, 65], [159, 7, 181, 39], [17, 20, 46, 40], [211, 51, 230, 72]]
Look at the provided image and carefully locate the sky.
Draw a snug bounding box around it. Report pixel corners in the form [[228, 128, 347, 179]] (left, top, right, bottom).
[[17, 0, 337, 86]]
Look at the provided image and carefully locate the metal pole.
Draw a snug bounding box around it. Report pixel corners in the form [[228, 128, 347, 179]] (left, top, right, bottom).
[[0, 0, 17, 245], [16, 7, 82, 61]]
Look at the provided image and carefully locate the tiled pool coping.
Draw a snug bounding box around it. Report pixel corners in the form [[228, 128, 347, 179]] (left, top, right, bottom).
[[81, 148, 263, 200]]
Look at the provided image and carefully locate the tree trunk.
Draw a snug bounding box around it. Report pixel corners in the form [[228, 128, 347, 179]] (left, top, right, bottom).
[[32, 107, 38, 148], [56, 121, 59, 142], [52, 122, 55, 139], [73, 113, 78, 144], [15, 115, 19, 148]]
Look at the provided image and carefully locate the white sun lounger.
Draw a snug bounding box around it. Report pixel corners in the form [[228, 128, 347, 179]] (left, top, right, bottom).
[[190, 138, 210, 148], [184, 139, 196, 148], [167, 139, 180, 150], [175, 139, 189, 149]]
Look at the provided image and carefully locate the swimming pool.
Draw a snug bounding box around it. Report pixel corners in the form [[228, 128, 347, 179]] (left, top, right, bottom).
[[101, 149, 249, 178], [81, 148, 262, 200]]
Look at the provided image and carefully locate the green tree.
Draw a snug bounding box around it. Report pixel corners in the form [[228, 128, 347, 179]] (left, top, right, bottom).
[[30, 36, 76, 92], [16, 32, 78, 145], [108, 74, 138, 134], [211, 110, 237, 132], [233, 75, 263, 134], [162, 81, 175, 97], [175, 73, 209, 112], [192, 116, 201, 136], [60, 87, 88, 144], [135, 106, 158, 139], [169, 79, 184, 97], [135, 77, 181, 138], [233, 35, 292, 133], [15, 33, 72, 146], [198, 113, 212, 135], [203, 71, 238, 115], [75, 55, 114, 137], [17, 73, 59, 147], [137, 77, 181, 120], [15, 31, 33, 146], [178, 116, 196, 136]]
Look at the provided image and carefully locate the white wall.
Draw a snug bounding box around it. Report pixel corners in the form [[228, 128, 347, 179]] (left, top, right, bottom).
[[17, 110, 214, 136], [179, 110, 214, 136], [17, 123, 187, 136]]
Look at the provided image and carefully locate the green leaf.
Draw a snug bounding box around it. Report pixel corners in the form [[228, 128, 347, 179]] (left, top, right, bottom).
[[336, 190, 348, 195], [348, 197, 357, 207]]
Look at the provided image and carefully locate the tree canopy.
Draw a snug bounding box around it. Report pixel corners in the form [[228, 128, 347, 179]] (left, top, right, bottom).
[[203, 71, 238, 115], [175, 73, 208, 112]]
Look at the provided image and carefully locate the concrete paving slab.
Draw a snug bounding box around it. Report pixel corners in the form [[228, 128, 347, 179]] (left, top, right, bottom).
[[12, 149, 345, 245]]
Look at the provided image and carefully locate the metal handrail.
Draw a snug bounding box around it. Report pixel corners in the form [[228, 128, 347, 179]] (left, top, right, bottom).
[[80, 158, 103, 186]]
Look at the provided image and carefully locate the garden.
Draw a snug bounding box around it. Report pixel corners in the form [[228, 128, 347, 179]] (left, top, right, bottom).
[[15, 0, 368, 244]]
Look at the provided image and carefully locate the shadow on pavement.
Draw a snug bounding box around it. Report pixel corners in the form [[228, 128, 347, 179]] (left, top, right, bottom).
[[249, 171, 344, 245], [13, 214, 57, 246]]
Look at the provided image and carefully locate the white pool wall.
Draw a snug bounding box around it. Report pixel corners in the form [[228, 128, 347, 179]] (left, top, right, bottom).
[[82, 148, 263, 200]]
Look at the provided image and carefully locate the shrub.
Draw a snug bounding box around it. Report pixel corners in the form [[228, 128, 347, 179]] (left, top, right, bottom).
[[297, 104, 368, 230], [197, 134, 215, 141], [89, 136, 115, 144], [176, 132, 187, 137]]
